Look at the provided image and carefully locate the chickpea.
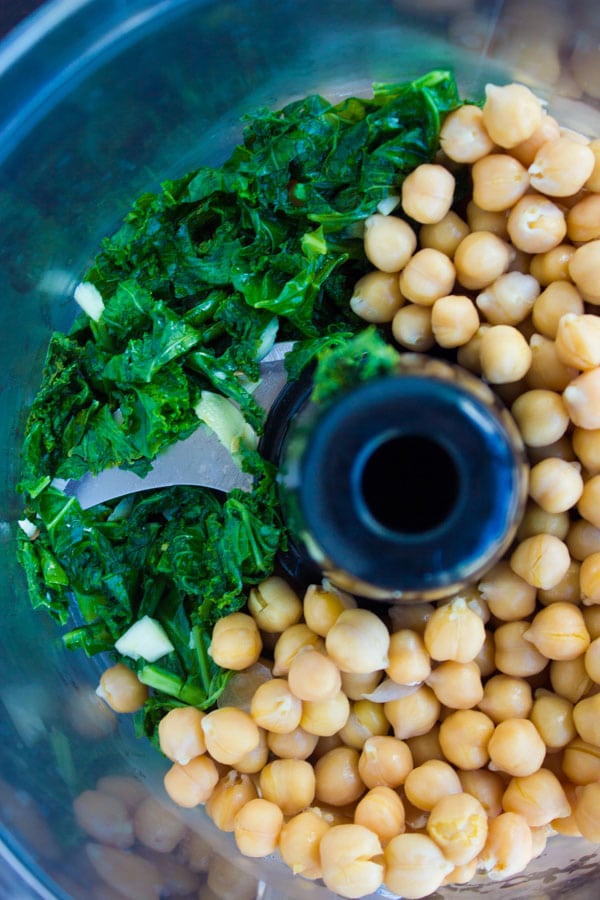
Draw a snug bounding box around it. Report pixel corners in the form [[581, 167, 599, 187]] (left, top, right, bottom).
[[478, 561, 537, 621], [287, 648, 341, 703], [386, 629, 431, 685], [300, 689, 350, 737], [528, 137, 596, 197], [430, 294, 479, 348], [158, 706, 206, 765], [388, 601, 435, 634], [477, 674, 533, 723], [458, 768, 505, 818], [266, 725, 318, 760], [419, 211, 470, 258], [573, 693, 600, 747], [85, 843, 162, 900], [573, 428, 600, 475], [235, 729, 270, 775], [354, 786, 405, 846], [488, 718, 546, 776], [426, 660, 483, 709], [527, 334, 578, 393], [510, 534, 571, 590], [384, 832, 453, 898], [325, 608, 389, 673], [476, 271, 539, 326], [426, 792, 488, 866], [398, 248, 456, 306], [362, 214, 417, 273], [585, 637, 600, 682], [96, 776, 147, 815], [584, 607, 600, 641], [524, 602, 590, 660], [401, 163, 455, 224], [567, 194, 600, 244], [556, 313, 600, 371], [205, 770, 257, 832], [391, 303, 435, 351], [357, 735, 413, 789], [403, 759, 462, 812], [233, 798, 283, 858], [424, 596, 486, 663], [303, 583, 356, 637], [569, 240, 600, 304], [530, 691, 576, 751], [384, 685, 441, 741], [563, 737, 600, 785], [206, 854, 258, 900], [438, 709, 494, 770], [279, 809, 330, 880], [340, 669, 383, 701], [494, 620, 548, 678], [314, 747, 365, 807], [73, 790, 134, 849], [502, 768, 570, 826], [579, 475, 600, 530], [201, 707, 260, 766], [454, 231, 512, 290], [466, 202, 509, 238], [531, 281, 584, 340], [439, 104, 495, 163], [480, 324, 532, 383], [516, 501, 570, 544], [511, 113, 561, 167], [574, 782, 600, 841], [339, 699, 389, 750], [133, 795, 187, 853], [97, 663, 149, 714], [482, 83, 543, 148], [507, 194, 567, 254], [320, 824, 384, 898], [405, 725, 444, 766], [538, 559, 581, 606], [549, 656, 593, 704], [528, 458, 583, 515], [208, 612, 262, 671], [477, 812, 533, 881], [259, 759, 315, 817], [475, 631, 497, 678], [163, 756, 219, 808], [272, 623, 323, 676], [249, 678, 302, 734], [247, 576, 302, 634], [350, 272, 408, 325], [472, 153, 529, 211]]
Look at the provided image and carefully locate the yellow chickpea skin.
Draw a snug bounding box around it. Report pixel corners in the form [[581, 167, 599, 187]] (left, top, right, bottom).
[[419, 210, 470, 258], [550, 655, 593, 705], [205, 770, 258, 832], [208, 612, 262, 670], [528, 458, 583, 514], [201, 707, 260, 766], [531, 281, 584, 339], [302, 583, 356, 637], [339, 699, 389, 750], [97, 663, 149, 714], [564, 368, 600, 430], [482, 83, 543, 149], [563, 737, 600, 785], [424, 595, 486, 663], [556, 313, 600, 371], [472, 153, 530, 211], [510, 534, 571, 590], [458, 768, 505, 818], [163, 756, 220, 808], [511, 113, 561, 167], [507, 194, 567, 254], [386, 629, 431, 685], [573, 693, 600, 746], [580, 552, 600, 605], [585, 636, 600, 682], [354, 786, 406, 846], [259, 758, 316, 817], [494, 620, 549, 678], [569, 240, 600, 304], [430, 294, 479, 348], [574, 782, 600, 842], [398, 248, 456, 307], [249, 677, 302, 734], [314, 747, 366, 807], [584, 606, 600, 640], [319, 823, 384, 899], [350, 272, 406, 324], [476, 271, 540, 326], [502, 768, 570, 827], [478, 561, 537, 621], [454, 231, 512, 290], [527, 334, 578, 393], [567, 194, 600, 243], [480, 324, 532, 383], [403, 759, 462, 812], [530, 244, 576, 287], [287, 647, 341, 702], [384, 832, 454, 899], [358, 735, 413, 789], [391, 303, 435, 351], [573, 427, 600, 474], [438, 709, 495, 770], [247, 576, 302, 634], [524, 602, 590, 660], [158, 706, 206, 765], [477, 674, 533, 723], [439, 103, 495, 163], [272, 623, 324, 676], [362, 214, 417, 273], [488, 718, 546, 776], [233, 798, 283, 858], [325, 608, 390, 674], [426, 792, 488, 866], [578, 476, 600, 531], [300, 689, 350, 737], [384, 685, 441, 741], [426, 660, 484, 709], [477, 812, 533, 881], [279, 808, 331, 880], [401, 163, 456, 224], [529, 137, 596, 197]]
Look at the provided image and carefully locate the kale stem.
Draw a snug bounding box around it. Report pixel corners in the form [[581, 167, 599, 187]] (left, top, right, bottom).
[[138, 664, 208, 707], [191, 624, 211, 695]]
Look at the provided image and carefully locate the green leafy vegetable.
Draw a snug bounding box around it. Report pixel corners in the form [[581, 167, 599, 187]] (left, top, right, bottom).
[[17, 70, 464, 731]]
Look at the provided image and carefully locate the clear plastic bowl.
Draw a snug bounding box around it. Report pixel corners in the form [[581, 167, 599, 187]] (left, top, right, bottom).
[[2, 1, 600, 897]]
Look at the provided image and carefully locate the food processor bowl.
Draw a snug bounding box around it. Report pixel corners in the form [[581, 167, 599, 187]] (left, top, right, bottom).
[[1, 1, 600, 897]]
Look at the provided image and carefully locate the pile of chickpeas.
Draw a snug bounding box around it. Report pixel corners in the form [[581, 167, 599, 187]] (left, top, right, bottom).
[[87, 81, 600, 899]]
